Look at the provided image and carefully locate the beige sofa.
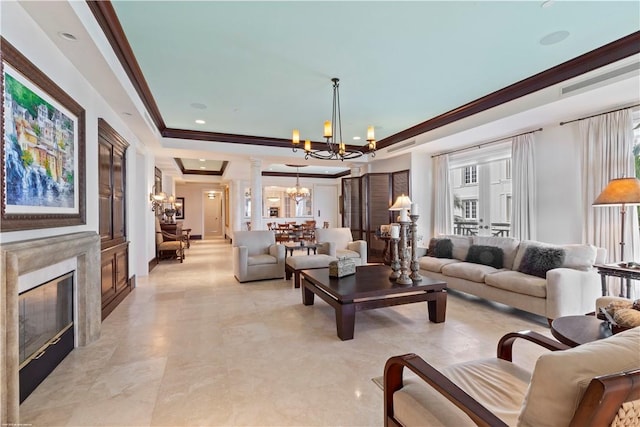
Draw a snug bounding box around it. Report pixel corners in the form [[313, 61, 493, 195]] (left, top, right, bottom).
[[418, 235, 606, 321], [315, 227, 367, 265], [232, 230, 285, 282]]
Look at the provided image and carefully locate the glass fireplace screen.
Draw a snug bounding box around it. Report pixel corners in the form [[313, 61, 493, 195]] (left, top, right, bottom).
[[19, 272, 74, 366]]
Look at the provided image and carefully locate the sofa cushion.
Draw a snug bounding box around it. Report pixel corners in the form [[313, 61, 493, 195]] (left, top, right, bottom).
[[440, 235, 472, 261], [393, 358, 530, 427], [518, 327, 640, 427], [247, 254, 277, 266], [514, 241, 597, 272], [518, 246, 566, 278], [484, 270, 547, 298], [427, 238, 453, 258], [465, 245, 504, 269], [336, 249, 362, 263], [419, 256, 461, 273], [473, 236, 520, 269], [442, 262, 501, 283]]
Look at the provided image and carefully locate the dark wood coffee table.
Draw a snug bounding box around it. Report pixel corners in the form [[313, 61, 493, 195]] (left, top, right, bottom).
[[551, 315, 612, 347], [300, 264, 447, 340]]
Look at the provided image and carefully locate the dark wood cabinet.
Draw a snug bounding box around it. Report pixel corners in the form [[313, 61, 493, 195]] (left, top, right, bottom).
[[98, 119, 131, 320]]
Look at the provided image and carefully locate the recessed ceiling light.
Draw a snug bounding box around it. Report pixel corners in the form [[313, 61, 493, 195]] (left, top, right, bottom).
[[191, 102, 207, 110], [58, 32, 77, 41], [199, 158, 206, 162], [195, 119, 206, 124], [353, 136, 361, 140], [541, 0, 555, 8], [540, 30, 570, 46], [200, 166, 206, 169]]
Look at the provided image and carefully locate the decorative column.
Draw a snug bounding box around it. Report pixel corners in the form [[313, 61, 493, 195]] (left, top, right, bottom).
[[389, 224, 401, 280], [396, 219, 412, 285], [250, 158, 262, 230], [410, 213, 422, 282]]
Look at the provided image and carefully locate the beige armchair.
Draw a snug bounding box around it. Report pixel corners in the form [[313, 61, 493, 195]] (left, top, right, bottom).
[[155, 218, 186, 263], [384, 328, 640, 427], [232, 230, 285, 283], [315, 227, 367, 265]]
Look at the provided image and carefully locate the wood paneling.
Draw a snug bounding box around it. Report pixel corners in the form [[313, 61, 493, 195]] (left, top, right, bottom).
[[342, 170, 410, 263], [98, 119, 130, 319]]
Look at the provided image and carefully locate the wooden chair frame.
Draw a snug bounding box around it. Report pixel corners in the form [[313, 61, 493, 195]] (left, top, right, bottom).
[[156, 230, 186, 263], [384, 331, 639, 427]]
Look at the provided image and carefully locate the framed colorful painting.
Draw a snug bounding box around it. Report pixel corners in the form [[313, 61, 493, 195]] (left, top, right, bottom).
[[1, 38, 86, 231]]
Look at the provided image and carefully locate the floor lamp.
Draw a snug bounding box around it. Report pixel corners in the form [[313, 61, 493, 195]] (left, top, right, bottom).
[[593, 177, 640, 264]]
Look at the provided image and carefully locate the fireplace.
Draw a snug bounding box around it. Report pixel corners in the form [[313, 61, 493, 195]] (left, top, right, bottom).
[[0, 232, 101, 425], [19, 271, 75, 403]]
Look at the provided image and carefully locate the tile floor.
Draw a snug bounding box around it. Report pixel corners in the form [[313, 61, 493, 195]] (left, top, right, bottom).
[[20, 238, 553, 426]]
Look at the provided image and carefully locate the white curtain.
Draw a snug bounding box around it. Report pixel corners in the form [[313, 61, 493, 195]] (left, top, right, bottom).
[[433, 154, 453, 236], [581, 109, 639, 294], [511, 133, 537, 240]]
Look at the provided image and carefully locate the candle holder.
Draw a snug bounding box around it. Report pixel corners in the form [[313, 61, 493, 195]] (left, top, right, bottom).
[[389, 236, 400, 280], [396, 220, 412, 285], [409, 214, 422, 282]]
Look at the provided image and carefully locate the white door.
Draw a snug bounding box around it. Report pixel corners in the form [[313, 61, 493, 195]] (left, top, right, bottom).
[[313, 185, 338, 229], [203, 192, 222, 239]]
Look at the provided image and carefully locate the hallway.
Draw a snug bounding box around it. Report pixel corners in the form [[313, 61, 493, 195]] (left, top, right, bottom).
[[20, 238, 551, 426]]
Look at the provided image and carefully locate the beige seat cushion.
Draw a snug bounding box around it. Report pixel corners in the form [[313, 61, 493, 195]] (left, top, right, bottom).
[[158, 241, 183, 251], [518, 327, 640, 427], [419, 256, 461, 273], [441, 262, 501, 283], [394, 358, 531, 427], [286, 254, 336, 269], [484, 270, 547, 298], [336, 249, 362, 263], [247, 254, 277, 266]]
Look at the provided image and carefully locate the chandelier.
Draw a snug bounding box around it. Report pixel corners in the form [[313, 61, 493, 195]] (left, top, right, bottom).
[[286, 166, 310, 204], [292, 78, 376, 161]]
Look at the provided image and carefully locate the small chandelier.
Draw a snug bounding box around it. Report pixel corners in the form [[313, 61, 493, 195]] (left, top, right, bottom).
[[286, 166, 310, 204], [292, 78, 376, 161]]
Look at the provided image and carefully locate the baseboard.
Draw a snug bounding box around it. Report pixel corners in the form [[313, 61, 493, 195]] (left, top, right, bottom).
[[129, 274, 136, 289], [149, 258, 157, 272], [191, 234, 202, 240]]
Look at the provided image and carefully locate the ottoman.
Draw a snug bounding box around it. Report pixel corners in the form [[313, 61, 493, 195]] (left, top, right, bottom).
[[285, 254, 337, 288]]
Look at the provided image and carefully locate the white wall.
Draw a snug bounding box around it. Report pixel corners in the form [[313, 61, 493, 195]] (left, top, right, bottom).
[[0, 2, 153, 277]]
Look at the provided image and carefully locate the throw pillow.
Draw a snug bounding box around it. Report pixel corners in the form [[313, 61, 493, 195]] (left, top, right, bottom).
[[518, 246, 566, 278], [427, 238, 453, 258], [465, 245, 504, 269]]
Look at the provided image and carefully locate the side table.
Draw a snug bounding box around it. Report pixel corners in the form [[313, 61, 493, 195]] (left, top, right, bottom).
[[594, 263, 640, 298], [551, 315, 612, 347]]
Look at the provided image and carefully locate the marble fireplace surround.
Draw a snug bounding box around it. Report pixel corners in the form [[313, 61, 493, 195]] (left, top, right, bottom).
[[0, 231, 101, 424]]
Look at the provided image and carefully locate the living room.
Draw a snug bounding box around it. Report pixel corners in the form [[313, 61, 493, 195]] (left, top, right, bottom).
[[1, 1, 640, 426]]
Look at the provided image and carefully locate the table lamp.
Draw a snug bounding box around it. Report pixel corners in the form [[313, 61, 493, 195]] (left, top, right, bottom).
[[389, 194, 412, 222], [593, 177, 640, 262]]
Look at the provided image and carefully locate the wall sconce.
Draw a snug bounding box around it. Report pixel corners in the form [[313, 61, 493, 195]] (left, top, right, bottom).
[[150, 185, 166, 214]]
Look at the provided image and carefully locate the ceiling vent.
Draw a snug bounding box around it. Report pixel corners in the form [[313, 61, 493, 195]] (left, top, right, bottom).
[[387, 140, 416, 153], [561, 62, 640, 96]]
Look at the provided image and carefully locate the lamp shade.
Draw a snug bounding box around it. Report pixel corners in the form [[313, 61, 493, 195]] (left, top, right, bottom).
[[389, 194, 413, 211], [593, 177, 640, 206]]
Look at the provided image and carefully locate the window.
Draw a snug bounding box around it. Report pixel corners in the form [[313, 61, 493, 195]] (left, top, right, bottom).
[[449, 140, 512, 236], [463, 199, 477, 220], [463, 166, 477, 184]]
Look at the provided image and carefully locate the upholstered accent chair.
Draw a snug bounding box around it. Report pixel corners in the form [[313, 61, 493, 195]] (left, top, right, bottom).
[[315, 227, 367, 265], [232, 230, 285, 283], [384, 328, 640, 427], [155, 217, 186, 263]]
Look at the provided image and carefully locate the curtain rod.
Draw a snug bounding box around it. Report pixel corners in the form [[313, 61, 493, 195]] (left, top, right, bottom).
[[559, 103, 640, 126], [431, 128, 543, 158]]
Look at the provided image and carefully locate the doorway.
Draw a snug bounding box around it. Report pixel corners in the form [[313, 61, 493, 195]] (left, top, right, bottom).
[[203, 191, 223, 239]]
